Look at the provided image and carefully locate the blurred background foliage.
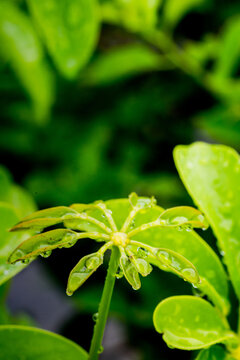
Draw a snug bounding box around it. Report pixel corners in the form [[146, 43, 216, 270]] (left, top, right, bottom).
[[0, 0, 240, 359]]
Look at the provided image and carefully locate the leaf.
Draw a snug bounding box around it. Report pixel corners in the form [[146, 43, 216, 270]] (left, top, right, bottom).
[[153, 296, 237, 350], [153, 248, 200, 284], [174, 142, 240, 302], [0, 166, 12, 202], [196, 345, 233, 360], [132, 225, 229, 314], [67, 252, 103, 295], [0, 325, 88, 360], [0, 203, 30, 286], [163, 0, 208, 28], [83, 44, 171, 86], [159, 206, 208, 229], [214, 16, 240, 79], [101, 0, 162, 31], [0, 1, 54, 123], [8, 185, 37, 218], [8, 229, 82, 264], [11, 206, 79, 231], [120, 254, 141, 290], [27, 0, 99, 78]]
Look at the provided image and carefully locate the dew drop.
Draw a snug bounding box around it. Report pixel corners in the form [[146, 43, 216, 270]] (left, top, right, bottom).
[[86, 255, 102, 270], [181, 268, 198, 283], [22, 258, 30, 264], [92, 313, 99, 322], [115, 267, 123, 279], [157, 250, 171, 264], [66, 289, 73, 296], [134, 258, 152, 277], [98, 345, 104, 354], [40, 250, 52, 258]]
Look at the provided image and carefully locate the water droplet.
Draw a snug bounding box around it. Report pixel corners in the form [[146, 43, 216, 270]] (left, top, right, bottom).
[[40, 250, 52, 258], [134, 258, 152, 277], [22, 258, 30, 264], [130, 219, 135, 229], [63, 239, 77, 248], [115, 267, 123, 279], [98, 345, 104, 354], [92, 313, 99, 322], [66, 289, 73, 296], [157, 250, 171, 264], [129, 192, 138, 207], [85, 255, 102, 270], [220, 250, 225, 256], [181, 268, 198, 283]]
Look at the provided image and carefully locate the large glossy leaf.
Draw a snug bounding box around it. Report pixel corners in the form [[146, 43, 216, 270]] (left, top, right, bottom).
[[174, 142, 240, 301], [0, 1, 54, 122], [0, 325, 88, 359], [132, 225, 229, 314], [196, 346, 234, 360], [27, 0, 99, 78], [153, 296, 237, 350]]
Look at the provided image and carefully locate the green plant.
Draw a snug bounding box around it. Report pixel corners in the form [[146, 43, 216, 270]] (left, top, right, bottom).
[[2, 141, 240, 359], [5, 192, 208, 359]]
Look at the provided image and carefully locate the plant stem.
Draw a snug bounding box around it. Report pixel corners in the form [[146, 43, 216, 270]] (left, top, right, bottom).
[[88, 246, 120, 360]]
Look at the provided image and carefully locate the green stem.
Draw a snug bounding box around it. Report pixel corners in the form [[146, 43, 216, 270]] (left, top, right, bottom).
[[88, 246, 120, 360]]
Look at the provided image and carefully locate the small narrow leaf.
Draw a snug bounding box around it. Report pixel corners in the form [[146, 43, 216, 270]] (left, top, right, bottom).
[[120, 254, 141, 290], [155, 248, 200, 285], [8, 229, 81, 264], [17, 206, 78, 221], [67, 252, 103, 295], [159, 206, 208, 229], [27, 0, 99, 78], [10, 206, 79, 231], [0, 325, 88, 360], [153, 296, 237, 350]]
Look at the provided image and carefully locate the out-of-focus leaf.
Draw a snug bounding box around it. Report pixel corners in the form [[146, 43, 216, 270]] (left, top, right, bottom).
[[27, 0, 99, 78], [195, 106, 240, 148], [174, 142, 240, 302], [83, 44, 171, 86], [101, 0, 162, 31], [153, 296, 237, 350], [163, 0, 208, 28], [8, 185, 37, 218], [132, 224, 229, 314], [184, 36, 219, 66], [214, 16, 240, 79], [0, 325, 88, 360], [0, 1, 54, 123], [0, 203, 30, 285], [196, 345, 233, 360], [0, 166, 12, 202]]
